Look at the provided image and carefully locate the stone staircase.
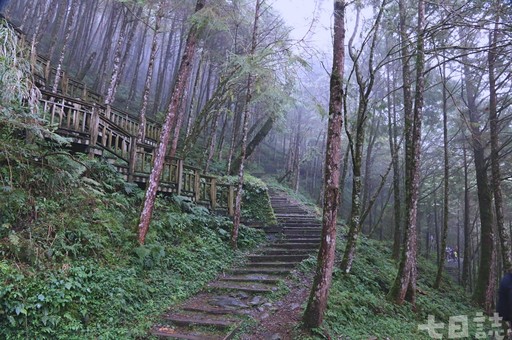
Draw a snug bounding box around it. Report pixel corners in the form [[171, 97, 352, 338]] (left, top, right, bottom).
[[150, 190, 322, 339]]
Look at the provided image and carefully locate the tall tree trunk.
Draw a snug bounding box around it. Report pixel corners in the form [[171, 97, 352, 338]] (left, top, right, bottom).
[[227, 100, 242, 174], [303, 0, 345, 329], [138, 0, 205, 245], [461, 40, 497, 312], [387, 61, 401, 261], [104, 6, 129, 105], [204, 108, 221, 173], [462, 143, 471, 289], [132, 2, 163, 146], [488, 8, 512, 273], [434, 61, 450, 289], [52, 0, 76, 93], [229, 115, 274, 175], [96, 5, 122, 92], [387, 0, 424, 307], [231, 0, 262, 249]]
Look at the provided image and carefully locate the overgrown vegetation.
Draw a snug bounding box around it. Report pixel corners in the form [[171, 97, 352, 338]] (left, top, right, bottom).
[[296, 234, 492, 339], [0, 21, 265, 338], [220, 174, 277, 225], [0, 153, 264, 338]]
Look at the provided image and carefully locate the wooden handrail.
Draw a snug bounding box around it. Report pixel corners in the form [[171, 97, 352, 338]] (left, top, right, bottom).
[[5, 18, 236, 215]]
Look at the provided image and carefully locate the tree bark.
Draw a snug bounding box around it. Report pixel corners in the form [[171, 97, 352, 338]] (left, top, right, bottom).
[[434, 60, 449, 289], [138, 0, 205, 245], [231, 0, 262, 249], [340, 1, 383, 272], [104, 6, 129, 105], [387, 61, 401, 261], [488, 8, 512, 273], [462, 143, 471, 289], [52, 0, 76, 93], [303, 0, 345, 329], [387, 0, 424, 307]]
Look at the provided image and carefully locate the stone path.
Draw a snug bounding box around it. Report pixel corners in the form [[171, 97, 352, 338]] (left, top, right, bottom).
[[150, 189, 322, 339]]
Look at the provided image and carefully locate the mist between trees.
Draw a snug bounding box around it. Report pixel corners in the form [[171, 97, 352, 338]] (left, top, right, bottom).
[[4, 0, 512, 325]]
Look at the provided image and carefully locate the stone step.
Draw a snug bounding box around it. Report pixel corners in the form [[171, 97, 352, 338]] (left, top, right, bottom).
[[182, 305, 244, 316], [219, 274, 282, 284], [247, 262, 301, 268], [229, 267, 292, 275], [272, 243, 319, 250], [277, 218, 319, 223], [280, 222, 321, 227], [277, 218, 319, 222], [151, 326, 225, 339], [208, 282, 277, 293], [283, 227, 322, 232], [273, 209, 309, 214], [283, 232, 322, 238], [249, 254, 310, 262], [162, 313, 239, 329], [280, 231, 320, 235], [259, 249, 313, 256], [278, 237, 321, 243]]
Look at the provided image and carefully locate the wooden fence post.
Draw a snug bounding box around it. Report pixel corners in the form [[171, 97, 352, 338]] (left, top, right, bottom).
[[105, 104, 112, 121], [44, 60, 51, 85], [210, 178, 217, 209], [177, 159, 183, 195], [88, 104, 99, 158], [128, 135, 137, 182], [194, 170, 201, 202], [228, 185, 234, 216], [82, 84, 88, 101], [61, 71, 69, 95]]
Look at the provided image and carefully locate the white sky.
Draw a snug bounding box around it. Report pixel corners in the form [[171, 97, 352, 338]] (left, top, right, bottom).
[[271, 0, 333, 53]]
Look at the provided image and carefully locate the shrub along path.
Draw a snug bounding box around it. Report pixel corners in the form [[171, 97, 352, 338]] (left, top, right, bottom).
[[150, 189, 321, 339]]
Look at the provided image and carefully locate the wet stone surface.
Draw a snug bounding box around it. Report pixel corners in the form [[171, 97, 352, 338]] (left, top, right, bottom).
[[209, 296, 248, 309]]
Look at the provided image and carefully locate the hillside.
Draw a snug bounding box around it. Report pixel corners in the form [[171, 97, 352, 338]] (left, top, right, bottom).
[[237, 183, 494, 340]]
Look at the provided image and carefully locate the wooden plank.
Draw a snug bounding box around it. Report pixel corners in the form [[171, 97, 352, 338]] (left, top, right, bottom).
[[194, 170, 200, 202], [177, 159, 183, 195], [210, 178, 217, 209], [228, 186, 234, 216]]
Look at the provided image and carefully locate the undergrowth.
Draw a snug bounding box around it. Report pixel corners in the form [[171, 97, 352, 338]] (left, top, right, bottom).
[[220, 174, 277, 225], [0, 20, 267, 339], [0, 156, 264, 339], [297, 234, 493, 339]]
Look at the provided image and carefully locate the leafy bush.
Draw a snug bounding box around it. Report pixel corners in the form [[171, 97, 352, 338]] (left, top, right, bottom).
[[0, 18, 269, 339], [220, 174, 277, 225], [297, 235, 493, 339], [0, 161, 264, 338]]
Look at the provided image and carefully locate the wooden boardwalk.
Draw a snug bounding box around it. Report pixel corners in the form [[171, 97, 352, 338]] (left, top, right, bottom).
[[13, 23, 235, 215]]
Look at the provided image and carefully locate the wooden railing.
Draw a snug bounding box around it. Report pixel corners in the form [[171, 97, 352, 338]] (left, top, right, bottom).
[[16, 29, 236, 215]]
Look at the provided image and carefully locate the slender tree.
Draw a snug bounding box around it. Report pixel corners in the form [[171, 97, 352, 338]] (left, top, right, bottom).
[[303, 0, 345, 328], [387, 0, 425, 307], [434, 57, 450, 289], [52, 0, 76, 93], [231, 0, 262, 249], [461, 35, 496, 312], [488, 4, 512, 273], [138, 0, 205, 245], [340, 0, 385, 273]]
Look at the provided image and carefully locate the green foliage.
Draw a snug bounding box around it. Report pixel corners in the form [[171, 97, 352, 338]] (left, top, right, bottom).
[[298, 235, 492, 339], [220, 174, 277, 225], [0, 154, 264, 338]]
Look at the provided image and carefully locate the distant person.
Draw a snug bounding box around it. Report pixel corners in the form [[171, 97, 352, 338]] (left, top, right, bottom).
[[497, 270, 512, 337]]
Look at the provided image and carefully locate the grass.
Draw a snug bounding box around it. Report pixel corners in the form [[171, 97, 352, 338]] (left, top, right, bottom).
[[0, 155, 266, 339], [295, 233, 494, 339]]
